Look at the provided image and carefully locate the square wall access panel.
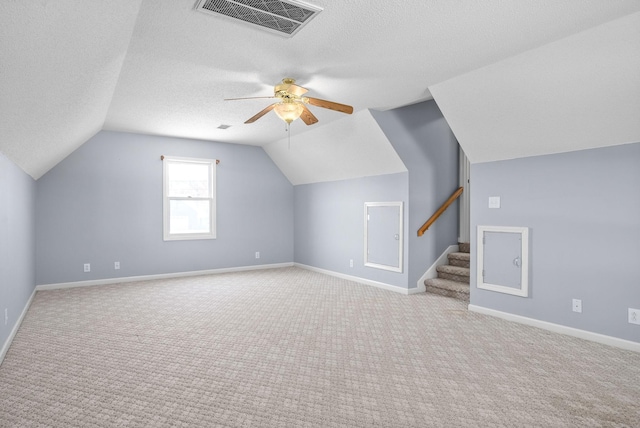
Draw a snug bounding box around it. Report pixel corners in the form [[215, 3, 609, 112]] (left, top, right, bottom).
[[477, 226, 529, 297]]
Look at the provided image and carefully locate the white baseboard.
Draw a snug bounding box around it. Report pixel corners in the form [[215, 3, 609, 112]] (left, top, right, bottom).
[[294, 263, 416, 295], [0, 288, 36, 366], [36, 262, 294, 291], [417, 244, 459, 290], [468, 304, 640, 353]]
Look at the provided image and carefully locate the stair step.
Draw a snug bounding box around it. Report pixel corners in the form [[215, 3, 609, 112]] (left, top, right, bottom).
[[448, 252, 470, 268], [425, 278, 470, 302], [458, 242, 470, 254], [436, 265, 470, 283]]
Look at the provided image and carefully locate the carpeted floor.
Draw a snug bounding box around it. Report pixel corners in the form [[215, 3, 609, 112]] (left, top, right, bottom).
[[1, 267, 638, 427]]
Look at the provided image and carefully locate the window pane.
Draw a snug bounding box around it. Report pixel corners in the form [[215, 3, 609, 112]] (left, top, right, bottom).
[[168, 162, 210, 198], [169, 200, 211, 234]]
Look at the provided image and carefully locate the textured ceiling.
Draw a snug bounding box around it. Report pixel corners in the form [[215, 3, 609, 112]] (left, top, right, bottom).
[[1, 1, 640, 179], [263, 110, 407, 185], [431, 11, 640, 164], [0, 0, 143, 179]]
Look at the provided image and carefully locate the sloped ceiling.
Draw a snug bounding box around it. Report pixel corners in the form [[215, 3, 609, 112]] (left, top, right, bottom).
[[1, 1, 639, 179], [431, 11, 640, 164], [263, 110, 406, 185], [0, 0, 143, 179]]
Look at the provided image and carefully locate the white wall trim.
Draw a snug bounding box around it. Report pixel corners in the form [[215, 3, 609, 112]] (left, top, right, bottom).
[[36, 263, 294, 291], [458, 147, 471, 243], [0, 288, 37, 367], [363, 201, 404, 273], [476, 225, 529, 297], [294, 263, 416, 295], [468, 304, 640, 353], [417, 244, 459, 291]]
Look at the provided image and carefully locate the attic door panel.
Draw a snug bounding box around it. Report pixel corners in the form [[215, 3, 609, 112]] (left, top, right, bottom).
[[367, 205, 400, 268], [483, 231, 522, 289]]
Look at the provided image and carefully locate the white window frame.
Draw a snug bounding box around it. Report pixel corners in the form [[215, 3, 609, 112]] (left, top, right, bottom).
[[163, 156, 216, 241]]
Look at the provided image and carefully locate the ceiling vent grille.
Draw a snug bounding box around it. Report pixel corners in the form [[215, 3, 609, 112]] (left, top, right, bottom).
[[196, 0, 322, 37]]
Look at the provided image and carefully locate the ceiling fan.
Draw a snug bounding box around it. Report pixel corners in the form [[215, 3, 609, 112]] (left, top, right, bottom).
[[226, 78, 353, 125]]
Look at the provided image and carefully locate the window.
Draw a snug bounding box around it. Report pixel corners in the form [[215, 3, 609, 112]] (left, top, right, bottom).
[[163, 156, 216, 241]]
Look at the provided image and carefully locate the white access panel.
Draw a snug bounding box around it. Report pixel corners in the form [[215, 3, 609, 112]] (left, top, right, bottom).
[[477, 225, 529, 297]]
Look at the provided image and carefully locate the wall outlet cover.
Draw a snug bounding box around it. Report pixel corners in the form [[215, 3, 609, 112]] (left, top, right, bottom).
[[629, 308, 640, 325], [572, 299, 582, 313]]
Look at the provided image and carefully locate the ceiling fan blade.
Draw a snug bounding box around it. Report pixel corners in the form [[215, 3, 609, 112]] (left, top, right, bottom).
[[300, 105, 319, 125], [245, 103, 277, 124], [287, 84, 308, 97], [305, 97, 353, 114], [225, 96, 276, 101]]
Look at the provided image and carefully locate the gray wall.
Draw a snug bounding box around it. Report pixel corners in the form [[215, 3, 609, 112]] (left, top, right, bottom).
[[0, 152, 36, 351], [470, 142, 640, 343], [294, 173, 409, 288], [371, 101, 460, 289], [36, 131, 294, 285]]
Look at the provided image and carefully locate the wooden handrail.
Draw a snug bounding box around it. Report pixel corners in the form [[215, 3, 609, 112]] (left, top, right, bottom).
[[417, 186, 463, 236]]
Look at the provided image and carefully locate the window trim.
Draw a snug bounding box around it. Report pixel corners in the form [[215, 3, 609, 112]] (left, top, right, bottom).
[[162, 156, 216, 241]]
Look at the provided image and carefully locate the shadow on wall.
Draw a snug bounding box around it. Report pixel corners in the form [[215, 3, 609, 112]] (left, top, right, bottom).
[[371, 100, 460, 289]]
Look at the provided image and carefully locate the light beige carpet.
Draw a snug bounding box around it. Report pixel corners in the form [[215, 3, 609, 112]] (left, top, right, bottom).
[[0, 267, 638, 427]]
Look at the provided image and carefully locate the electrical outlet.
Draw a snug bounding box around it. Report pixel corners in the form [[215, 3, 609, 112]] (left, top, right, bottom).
[[572, 299, 582, 313], [84, 263, 91, 273], [4, 309, 7, 325], [629, 308, 640, 325], [114, 261, 120, 270], [350, 259, 354, 268], [255, 252, 260, 259]]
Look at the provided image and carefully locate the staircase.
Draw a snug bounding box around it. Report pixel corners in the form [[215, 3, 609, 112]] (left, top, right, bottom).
[[425, 242, 470, 302]]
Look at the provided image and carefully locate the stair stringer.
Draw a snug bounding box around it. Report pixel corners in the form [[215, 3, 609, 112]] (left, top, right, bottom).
[[416, 244, 459, 291]]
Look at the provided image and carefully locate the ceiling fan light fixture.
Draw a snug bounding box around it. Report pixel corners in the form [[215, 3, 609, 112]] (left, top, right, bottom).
[[274, 101, 304, 124], [227, 77, 352, 125]]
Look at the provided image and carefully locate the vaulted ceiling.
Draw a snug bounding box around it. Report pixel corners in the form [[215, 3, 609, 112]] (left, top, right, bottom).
[[1, 1, 639, 180]]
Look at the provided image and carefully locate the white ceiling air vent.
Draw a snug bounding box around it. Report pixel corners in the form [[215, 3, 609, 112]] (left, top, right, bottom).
[[196, 0, 322, 37]]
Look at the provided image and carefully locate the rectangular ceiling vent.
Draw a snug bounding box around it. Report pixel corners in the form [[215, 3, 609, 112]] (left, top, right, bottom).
[[196, 0, 322, 37]]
